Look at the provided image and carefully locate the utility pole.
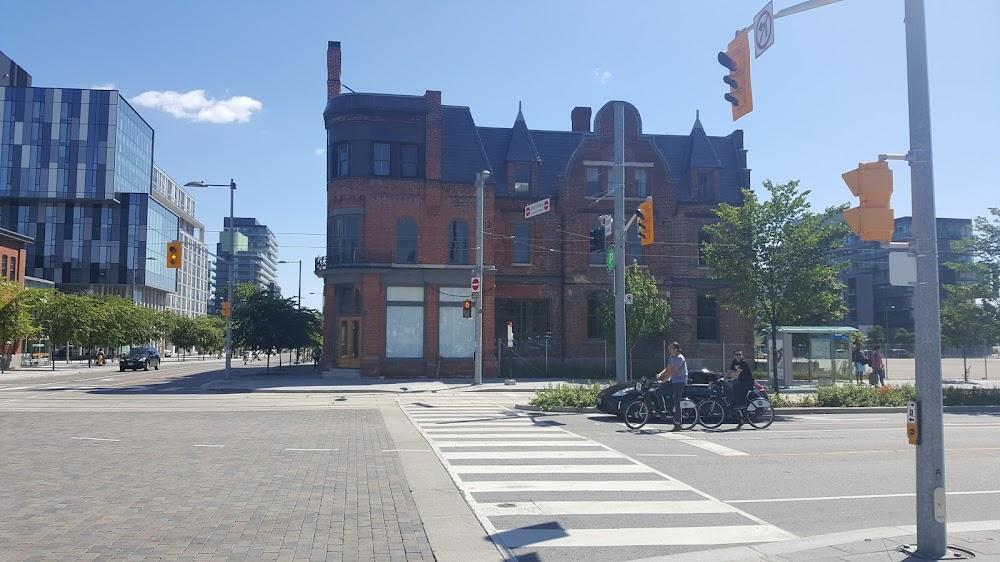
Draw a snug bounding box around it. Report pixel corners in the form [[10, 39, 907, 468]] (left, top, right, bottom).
[[904, 0, 947, 556], [474, 170, 490, 385], [613, 102, 627, 384]]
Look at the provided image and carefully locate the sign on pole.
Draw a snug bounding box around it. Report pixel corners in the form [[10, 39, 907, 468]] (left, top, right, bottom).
[[524, 198, 551, 219], [624, 293, 633, 305], [605, 246, 616, 274], [602, 215, 613, 237], [753, 1, 775, 58], [507, 321, 514, 348], [471, 276, 481, 296]]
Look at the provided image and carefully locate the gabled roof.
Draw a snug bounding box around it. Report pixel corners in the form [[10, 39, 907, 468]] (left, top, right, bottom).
[[686, 110, 722, 169], [505, 103, 542, 163]]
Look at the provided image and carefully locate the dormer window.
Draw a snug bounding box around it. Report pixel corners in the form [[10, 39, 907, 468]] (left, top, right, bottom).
[[514, 163, 530, 193], [697, 172, 712, 201]]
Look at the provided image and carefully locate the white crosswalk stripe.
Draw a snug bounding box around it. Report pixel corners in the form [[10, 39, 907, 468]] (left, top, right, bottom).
[[400, 399, 795, 559]]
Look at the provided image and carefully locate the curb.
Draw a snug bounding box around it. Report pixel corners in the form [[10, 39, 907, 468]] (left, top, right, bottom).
[[514, 404, 600, 413], [512, 404, 1000, 415], [199, 384, 542, 394]]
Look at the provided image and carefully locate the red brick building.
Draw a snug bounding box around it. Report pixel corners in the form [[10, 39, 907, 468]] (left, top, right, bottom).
[[1, 227, 31, 370], [316, 41, 754, 377]]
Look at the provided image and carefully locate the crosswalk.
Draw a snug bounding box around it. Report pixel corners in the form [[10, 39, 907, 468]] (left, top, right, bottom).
[[401, 401, 795, 560]]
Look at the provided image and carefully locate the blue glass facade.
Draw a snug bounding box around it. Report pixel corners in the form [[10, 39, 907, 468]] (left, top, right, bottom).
[[0, 85, 176, 300]]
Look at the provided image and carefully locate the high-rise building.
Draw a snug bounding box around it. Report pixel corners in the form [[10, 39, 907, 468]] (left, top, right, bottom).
[[213, 217, 279, 309], [835, 216, 974, 339], [0, 49, 179, 307], [153, 165, 210, 317]]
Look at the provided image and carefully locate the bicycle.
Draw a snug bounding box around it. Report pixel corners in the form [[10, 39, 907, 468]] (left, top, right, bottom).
[[697, 380, 774, 430], [623, 376, 700, 431]]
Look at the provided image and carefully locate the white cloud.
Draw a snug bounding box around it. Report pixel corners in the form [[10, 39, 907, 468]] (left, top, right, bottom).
[[314, 148, 326, 156], [89, 83, 117, 90], [594, 68, 612, 86], [130, 89, 263, 124]]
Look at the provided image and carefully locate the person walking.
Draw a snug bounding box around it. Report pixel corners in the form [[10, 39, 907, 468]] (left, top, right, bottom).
[[653, 342, 689, 432], [852, 344, 867, 384], [870, 345, 885, 386], [312, 346, 323, 372]]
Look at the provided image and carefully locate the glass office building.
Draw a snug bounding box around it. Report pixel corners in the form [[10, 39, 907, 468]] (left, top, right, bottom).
[[0, 81, 179, 306]]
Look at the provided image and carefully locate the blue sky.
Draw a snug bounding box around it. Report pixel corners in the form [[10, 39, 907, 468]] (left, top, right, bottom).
[[4, 0, 997, 311]]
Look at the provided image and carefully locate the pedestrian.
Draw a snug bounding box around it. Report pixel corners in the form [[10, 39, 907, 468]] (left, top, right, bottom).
[[653, 342, 688, 432], [852, 344, 867, 384], [96, 350, 105, 366], [870, 345, 885, 386], [312, 346, 323, 372]]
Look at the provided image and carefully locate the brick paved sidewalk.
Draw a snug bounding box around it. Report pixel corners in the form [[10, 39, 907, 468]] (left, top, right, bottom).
[[0, 409, 434, 561]]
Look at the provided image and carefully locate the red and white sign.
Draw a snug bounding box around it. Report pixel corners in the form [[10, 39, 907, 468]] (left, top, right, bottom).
[[471, 277, 481, 294], [507, 321, 514, 348], [524, 198, 551, 219]]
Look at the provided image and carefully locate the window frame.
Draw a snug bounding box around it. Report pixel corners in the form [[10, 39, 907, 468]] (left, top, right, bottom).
[[395, 217, 418, 264], [447, 220, 469, 265], [696, 294, 720, 341], [698, 229, 711, 267], [512, 223, 530, 265], [585, 167, 600, 197], [337, 143, 350, 177], [373, 142, 391, 177], [634, 168, 648, 198], [401, 143, 420, 178]]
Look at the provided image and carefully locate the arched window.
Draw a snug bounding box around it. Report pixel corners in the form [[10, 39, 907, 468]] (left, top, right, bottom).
[[448, 220, 469, 265], [395, 217, 418, 264]]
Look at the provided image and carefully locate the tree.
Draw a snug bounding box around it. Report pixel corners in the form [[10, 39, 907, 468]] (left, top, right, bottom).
[[894, 328, 914, 349], [702, 180, 851, 393], [233, 289, 317, 372], [0, 280, 36, 372], [941, 287, 997, 381], [866, 325, 885, 346], [599, 260, 671, 377], [949, 207, 1000, 345], [169, 316, 200, 360], [30, 292, 100, 370], [193, 316, 225, 357]]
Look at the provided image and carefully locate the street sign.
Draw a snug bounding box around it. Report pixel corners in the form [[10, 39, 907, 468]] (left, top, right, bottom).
[[471, 276, 481, 295], [889, 251, 917, 287], [507, 321, 514, 348], [605, 246, 616, 274], [624, 293, 633, 305], [602, 215, 613, 237], [754, 1, 774, 58], [524, 198, 551, 219]]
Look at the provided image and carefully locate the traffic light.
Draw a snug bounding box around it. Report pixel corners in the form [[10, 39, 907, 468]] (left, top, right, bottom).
[[462, 300, 473, 318], [589, 227, 604, 253], [220, 301, 232, 318], [842, 161, 894, 242], [167, 241, 182, 268], [636, 198, 654, 246], [718, 32, 753, 121]]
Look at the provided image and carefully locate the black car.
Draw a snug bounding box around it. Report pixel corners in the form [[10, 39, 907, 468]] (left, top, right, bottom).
[[596, 369, 768, 418], [120, 347, 161, 372]]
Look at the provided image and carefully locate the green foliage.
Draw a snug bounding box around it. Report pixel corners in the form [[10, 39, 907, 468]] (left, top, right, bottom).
[[702, 180, 852, 388], [598, 261, 671, 345], [169, 316, 201, 358], [233, 289, 320, 354], [193, 316, 225, 353], [942, 387, 1000, 406], [866, 325, 885, 346], [941, 287, 996, 352], [528, 382, 609, 411], [770, 393, 819, 408], [948, 208, 1000, 344], [814, 384, 916, 407], [894, 328, 914, 348], [0, 280, 36, 344]]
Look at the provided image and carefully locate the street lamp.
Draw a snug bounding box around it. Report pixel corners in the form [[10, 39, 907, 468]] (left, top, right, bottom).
[[185, 179, 236, 381], [474, 169, 491, 385], [277, 260, 302, 308]]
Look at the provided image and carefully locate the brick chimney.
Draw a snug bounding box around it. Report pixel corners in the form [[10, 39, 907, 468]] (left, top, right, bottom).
[[424, 90, 442, 181], [571, 106, 591, 132], [327, 41, 342, 99]]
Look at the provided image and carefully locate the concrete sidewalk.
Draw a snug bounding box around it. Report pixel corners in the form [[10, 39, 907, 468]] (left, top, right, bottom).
[[645, 520, 1000, 561], [2, 357, 226, 381]]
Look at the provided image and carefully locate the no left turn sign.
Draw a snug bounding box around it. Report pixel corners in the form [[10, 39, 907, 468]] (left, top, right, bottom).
[[754, 1, 774, 58]]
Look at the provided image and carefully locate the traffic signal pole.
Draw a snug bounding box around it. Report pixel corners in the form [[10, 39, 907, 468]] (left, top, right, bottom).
[[903, 0, 947, 556], [613, 102, 627, 384]]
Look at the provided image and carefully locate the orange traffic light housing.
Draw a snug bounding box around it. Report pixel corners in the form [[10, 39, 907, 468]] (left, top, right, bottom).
[[636, 198, 654, 246], [842, 161, 894, 242], [462, 300, 473, 318], [220, 301, 232, 318], [167, 241, 182, 268], [718, 32, 753, 121]]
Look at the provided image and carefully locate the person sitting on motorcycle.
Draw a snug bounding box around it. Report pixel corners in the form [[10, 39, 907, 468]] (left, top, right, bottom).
[[725, 350, 755, 409]]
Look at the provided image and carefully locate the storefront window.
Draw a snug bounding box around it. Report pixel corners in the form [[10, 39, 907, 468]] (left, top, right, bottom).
[[386, 286, 423, 358], [439, 288, 474, 358]]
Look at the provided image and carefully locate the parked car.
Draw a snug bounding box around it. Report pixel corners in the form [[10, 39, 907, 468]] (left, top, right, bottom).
[[596, 369, 769, 419], [120, 347, 161, 372], [888, 348, 911, 358]]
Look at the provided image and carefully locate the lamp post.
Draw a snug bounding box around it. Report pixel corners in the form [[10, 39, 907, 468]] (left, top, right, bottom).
[[474, 170, 491, 385], [185, 179, 236, 381], [277, 260, 302, 308]]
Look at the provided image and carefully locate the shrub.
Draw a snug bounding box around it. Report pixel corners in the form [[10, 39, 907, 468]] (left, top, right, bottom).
[[771, 393, 819, 408], [816, 384, 915, 407], [943, 387, 1000, 406], [529, 382, 609, 411]]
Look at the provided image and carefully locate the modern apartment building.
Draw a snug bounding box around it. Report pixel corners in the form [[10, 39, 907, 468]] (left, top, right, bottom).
[[0, 49, 179, 307], [213, 217, 279, 309], [836, 216, 974, 338], [153, 165, 210, 317]]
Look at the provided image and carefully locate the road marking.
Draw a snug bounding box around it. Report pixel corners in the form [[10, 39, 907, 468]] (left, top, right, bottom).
[[751, 447, 1000, 457], [381, 449, 432, 452], [101, 378, 117, 381], [442, 450, 623, 460], [495, 525, 794, 548], [193, 444, 225, 448], [420, 432, 570, 439], [637, 453, 698, 457], [726, 490, 1000, 504], [0, 386, 36, 391], [452, 464, 654, 474], [463, 480, 688, 493], [70, 437, 120, 442], [423, 428, 564, 434], [283, 448, 337, 452], [659, 433, 749, 456], [435, 440, 594, 448], [480, 500, 739, 516]]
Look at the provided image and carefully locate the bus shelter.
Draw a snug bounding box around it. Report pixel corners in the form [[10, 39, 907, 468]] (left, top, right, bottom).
[[764, 326, 859, 388]]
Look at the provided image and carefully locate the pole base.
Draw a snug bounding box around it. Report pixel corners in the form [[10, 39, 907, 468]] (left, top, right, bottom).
[[898, 544, 976, 559]]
